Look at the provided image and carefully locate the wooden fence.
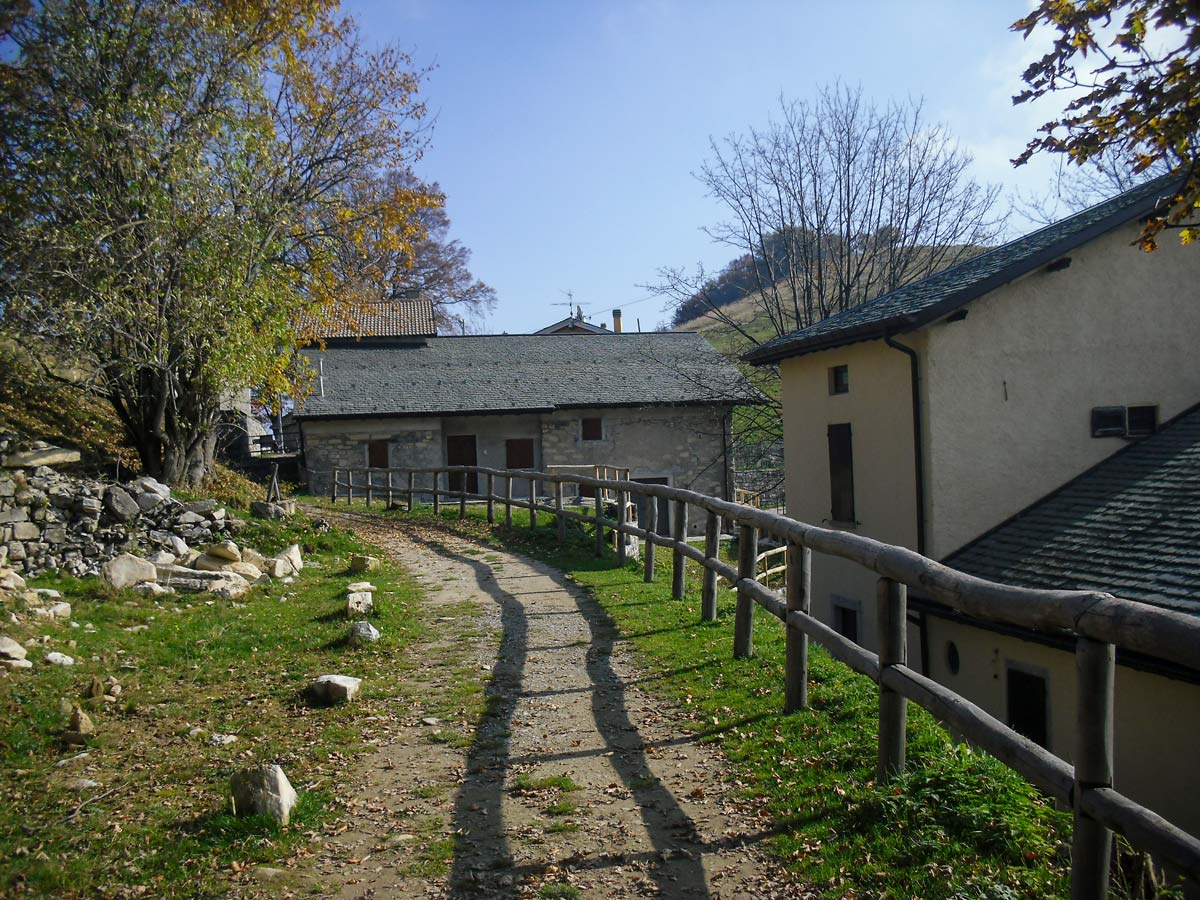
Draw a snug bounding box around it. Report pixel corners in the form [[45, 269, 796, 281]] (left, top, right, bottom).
[[331, 464, 1200, 897]]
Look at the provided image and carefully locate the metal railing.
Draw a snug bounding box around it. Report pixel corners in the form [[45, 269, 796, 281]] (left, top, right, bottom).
[[330, 463, 1200, 896]]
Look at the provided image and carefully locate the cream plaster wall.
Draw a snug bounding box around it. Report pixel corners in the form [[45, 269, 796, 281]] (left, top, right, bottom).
[[926, 616, 1200, 839], [923, 222, 1200, 558], [780, 340, 920, 650]]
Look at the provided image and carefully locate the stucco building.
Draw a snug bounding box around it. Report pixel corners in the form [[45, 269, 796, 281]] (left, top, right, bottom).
[[292, 330, 755, 533], [744, 175, 1200, 836]]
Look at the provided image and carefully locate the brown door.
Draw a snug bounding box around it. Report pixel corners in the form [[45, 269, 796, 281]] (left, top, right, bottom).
[[367, 440, 389, 469], [446, 435, 478, 494], [505, 438, 535, 470]]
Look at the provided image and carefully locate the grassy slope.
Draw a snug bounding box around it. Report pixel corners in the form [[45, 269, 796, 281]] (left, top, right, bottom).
[[0, 514, 486, 899], [332, 499, 1074, 900]]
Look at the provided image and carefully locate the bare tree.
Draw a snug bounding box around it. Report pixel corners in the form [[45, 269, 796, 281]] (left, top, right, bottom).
[[1015, 155, 1174, 227], [650, 85, 1005, 472]]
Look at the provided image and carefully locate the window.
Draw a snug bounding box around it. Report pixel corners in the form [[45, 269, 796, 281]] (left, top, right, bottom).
[[1091, 404, 1159, 438], [1006, 666, 1049, 748], [1127, 405, 1158, 436], [832, 600, 859, 643], [945, 641, 961, 675], [827, 423, 855, 523], [581, 417, 603, 441], [505, 438, 535, 470], [828, 365, 849, 395], [366, 440, 389, 469]]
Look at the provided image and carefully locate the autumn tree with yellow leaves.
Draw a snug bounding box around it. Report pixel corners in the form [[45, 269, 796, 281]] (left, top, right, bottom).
[[0, 0, 438, 484], [1012, 1, 1200, 248]]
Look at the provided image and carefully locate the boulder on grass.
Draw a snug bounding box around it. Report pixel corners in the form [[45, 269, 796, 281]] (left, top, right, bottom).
[[0, 568, 26, 592], [281, 544, 303, 573], [0, 636, 27, 661], [250, 500, 295, 520], [241, 548, 267, 570], [306, 674, 361, 706], [206, 541, 241, 562], [101, 554, 157, 590], [348, 621, 380, 647], [194, 554, 235, 573], [264, 556, 293, 579], [229, 765, 298, 825], [346, 582, 376, 593], [348, 555, 377, 574], [345, 592, 374, 617]]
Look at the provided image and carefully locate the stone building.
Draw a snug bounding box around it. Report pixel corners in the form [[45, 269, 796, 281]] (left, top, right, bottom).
[[291, 331, 756, 534]]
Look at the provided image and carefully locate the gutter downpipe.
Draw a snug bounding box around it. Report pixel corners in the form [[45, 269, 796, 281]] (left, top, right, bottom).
[[884, 332, 930, 676]]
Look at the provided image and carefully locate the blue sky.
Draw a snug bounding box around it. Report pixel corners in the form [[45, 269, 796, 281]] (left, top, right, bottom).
[[348, 1, 1062, 334]]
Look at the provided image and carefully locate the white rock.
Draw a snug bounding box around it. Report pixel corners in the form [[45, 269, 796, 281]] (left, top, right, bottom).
[[206, 540, 241, 562], [33, 588, 62, 600], [101, 554, 157, 590], [348, 555, 377, 574], [281, 544, 303, 573], [208, 733, 238, 747], [45, 651, 74, 666], [230, 764, 298, 825], [0, 635, 27, 660], [133, 582, 174, 597], [264, 557, 294, 579], [168, 535, 189, 557], [207, 575, 251, 600], [348, 621, 380, 646], [226, 561, 263, 582], [346, 582, 376, 593], [193, 553, 235, 572], [307, 674, 361, 705], [241, 548, 267, 570], [0, 568, 27, 592], [144, 550, 176, 566], [131, 476, 171, 499], [2, 658, 32, 670], [345, 592, 374, 617], [47, 602, 71, 619]]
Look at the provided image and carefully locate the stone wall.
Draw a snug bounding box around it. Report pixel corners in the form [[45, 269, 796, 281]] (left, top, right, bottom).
[[0, 435, 240, 577], [301, 418, 442, 497], [301, 405, 734, 534]]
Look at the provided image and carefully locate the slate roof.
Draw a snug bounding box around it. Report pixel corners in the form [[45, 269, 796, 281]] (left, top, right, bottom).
[[744, 174, 1182, 365], [945, 404, 1200, 617], [293, 332, 758, 419], [301, 298, 436, 340]]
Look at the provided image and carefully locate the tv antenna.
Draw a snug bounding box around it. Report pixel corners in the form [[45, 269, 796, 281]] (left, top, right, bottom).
[[552, 290, 590, 321]]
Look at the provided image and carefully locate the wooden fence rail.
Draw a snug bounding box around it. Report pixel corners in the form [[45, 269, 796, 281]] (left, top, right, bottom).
[[330, 464, 1200, 894]]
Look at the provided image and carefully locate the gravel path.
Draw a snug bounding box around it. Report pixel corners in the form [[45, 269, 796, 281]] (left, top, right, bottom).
[[318, 512, 812, 899]]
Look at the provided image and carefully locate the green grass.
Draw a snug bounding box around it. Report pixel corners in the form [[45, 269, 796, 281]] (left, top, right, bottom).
[[0, 512, 484, 899], [511, 773, 580, 794], [538, 883, 581, 899], [322, 497, 1075, 899]]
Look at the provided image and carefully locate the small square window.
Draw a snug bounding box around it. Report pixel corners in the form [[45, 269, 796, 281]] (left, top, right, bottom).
[[828, 365, 849, 395], [1127, 405, 1158, 436], [1090, 407, 1126, 438], [832, 603, 859, 643], [581, 417, 603, 441]]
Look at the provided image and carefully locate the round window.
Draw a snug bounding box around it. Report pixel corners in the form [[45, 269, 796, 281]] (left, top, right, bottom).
[[945, 641, 961, 675]]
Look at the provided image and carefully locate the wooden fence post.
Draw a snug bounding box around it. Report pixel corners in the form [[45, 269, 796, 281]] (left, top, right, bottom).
[[594, 493, 605, 558], [671, 500, 688, 600], [616, 489, 627, 566], [643, 497, 656, 583], [387, 470, 394, 508], [459, 474, 467, 520], [734, 524, 757, 658], [877, 577, 908, 782], [330, 468, 338, 503], [486, 473, 495, 524], [555, 480, 565, 542], [432, 471, 440, 517], [785, 543, 812, 712], [1071, 638, 1115, 900], [529, 478, 537, 530], [504, 476, 513, 528], [367, 470, 374, 508], [701, 510, 719, 622], [347, 470, 354, 506], [407, 471, 415, 512]]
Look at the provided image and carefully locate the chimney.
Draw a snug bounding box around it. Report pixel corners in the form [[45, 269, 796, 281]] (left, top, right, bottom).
[[612, 309, 623, 333]]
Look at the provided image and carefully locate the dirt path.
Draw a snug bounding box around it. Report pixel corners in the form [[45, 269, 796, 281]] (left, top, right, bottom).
[[314, 511, 812, 899]]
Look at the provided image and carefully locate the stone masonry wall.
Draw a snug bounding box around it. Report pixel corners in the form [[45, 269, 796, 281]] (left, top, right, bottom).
[[301, 418, 442, 497]]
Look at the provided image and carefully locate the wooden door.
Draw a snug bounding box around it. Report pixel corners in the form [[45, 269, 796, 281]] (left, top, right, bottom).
[[367, 440, 389, 469], [446, 435, 478, 494], [505, 438, 534, 470]]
